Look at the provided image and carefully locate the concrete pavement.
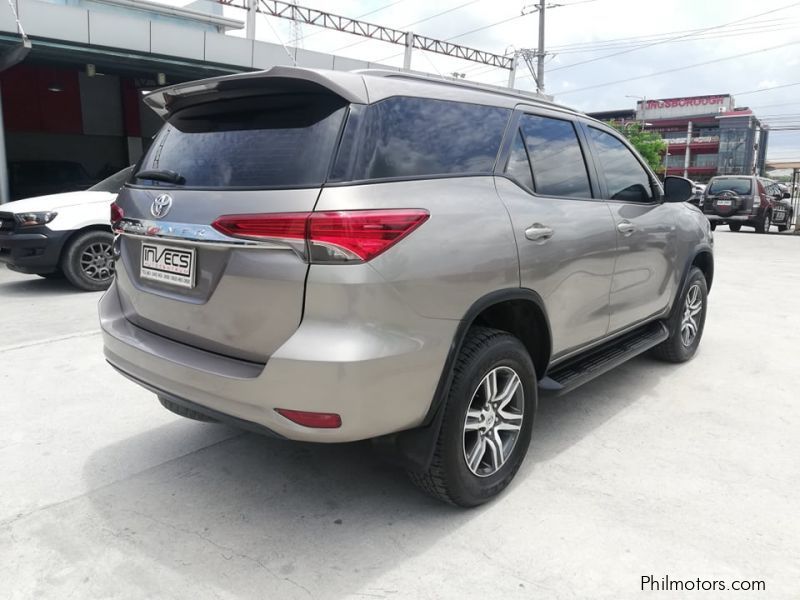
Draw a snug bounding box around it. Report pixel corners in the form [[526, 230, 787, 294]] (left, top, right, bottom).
[[1, 229, 798, 599]]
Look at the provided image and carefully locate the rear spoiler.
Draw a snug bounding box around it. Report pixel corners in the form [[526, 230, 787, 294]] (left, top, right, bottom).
[[143, 66, 369, 118]]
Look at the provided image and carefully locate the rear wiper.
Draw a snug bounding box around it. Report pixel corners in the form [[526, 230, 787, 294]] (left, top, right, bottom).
[[135, 169, 185, 185]]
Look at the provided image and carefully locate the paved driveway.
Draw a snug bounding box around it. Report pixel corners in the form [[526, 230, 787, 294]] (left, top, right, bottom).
[[2, 229, 798, 599]]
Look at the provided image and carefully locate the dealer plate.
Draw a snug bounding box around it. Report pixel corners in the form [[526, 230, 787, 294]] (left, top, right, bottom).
[[774, 211, 785, 221], [140, 243, 196, 289], [717, 199, 732, 206]]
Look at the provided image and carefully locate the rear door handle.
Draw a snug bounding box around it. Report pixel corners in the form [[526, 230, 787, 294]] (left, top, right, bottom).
[[617, 221, 636, 236], [525, 224, 554, 242]]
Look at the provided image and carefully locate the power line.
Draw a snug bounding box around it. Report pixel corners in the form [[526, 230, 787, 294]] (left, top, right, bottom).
[[554, 39, 800, 95], [732, 81, 800, 96], [547, 16, 796, 52], [551, 21, 800, 55], [749, 101, 800, 110], [446, 11, 528, 43], [548, 1, 800, 73], [505, 20, 800, 82], [299, 0, 406, 41], [373, 9, 531, 65], [332, 0, 481, 52]]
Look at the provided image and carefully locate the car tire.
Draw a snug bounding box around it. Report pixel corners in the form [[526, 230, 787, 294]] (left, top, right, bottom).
[[158, 396, 219, 423], [651, 267, 708, 363], [778, 212, 792, 232], [407, 326, 536, 507], [755, 212, 771, 234], [728, 223, 741, 232], [61, 230, 115, 291]]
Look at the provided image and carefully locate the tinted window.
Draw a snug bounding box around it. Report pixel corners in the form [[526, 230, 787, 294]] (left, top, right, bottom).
[[136, 94, 347, 188], [588, 127, 654, 203], [505, 129, 534, 190], [707, 177, 752, 195], [331, 97, 510, 181], [89, 166, 134, 192], [519, 115, 592, 198]]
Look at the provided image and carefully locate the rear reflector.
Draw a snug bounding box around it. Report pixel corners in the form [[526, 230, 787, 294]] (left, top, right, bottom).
[[211, 209, 429, 262], [275, 408, 342, 429]]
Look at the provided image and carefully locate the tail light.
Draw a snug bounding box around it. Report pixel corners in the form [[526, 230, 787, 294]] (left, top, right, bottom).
[[212, 209, 429, 263], [110, 202, 124, 231]]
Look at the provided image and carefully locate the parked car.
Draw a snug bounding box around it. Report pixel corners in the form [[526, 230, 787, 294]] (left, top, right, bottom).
[[702, 175, 792, 233], [100, 67, 713, 506], [687, 182, 706, 206], [0, 166, 133, 290], [8, 160, 97, 201]]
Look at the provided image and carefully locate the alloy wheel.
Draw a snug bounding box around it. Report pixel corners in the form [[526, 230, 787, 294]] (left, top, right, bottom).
[[680, 283, 703, 347], [462, 366, 525, 478], [79, 241, 114, 282]]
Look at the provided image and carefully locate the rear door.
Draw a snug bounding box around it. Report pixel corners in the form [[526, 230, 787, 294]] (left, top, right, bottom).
[[113, 91, 348, 363], [494, 110, 617, 357], [583, 124, 678, 332]]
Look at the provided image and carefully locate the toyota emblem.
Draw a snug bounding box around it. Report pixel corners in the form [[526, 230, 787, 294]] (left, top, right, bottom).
[[151, 194, 173, 219]]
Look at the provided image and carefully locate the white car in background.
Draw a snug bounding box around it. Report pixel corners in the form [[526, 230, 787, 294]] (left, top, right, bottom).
[[0, 166, 132, 291]]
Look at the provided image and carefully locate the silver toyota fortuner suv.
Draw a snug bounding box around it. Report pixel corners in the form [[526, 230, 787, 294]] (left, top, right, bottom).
[[100, 67, 713, 506]]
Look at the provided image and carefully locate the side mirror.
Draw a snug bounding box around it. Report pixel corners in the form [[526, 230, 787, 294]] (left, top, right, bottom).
[[663, 176, 693, 203], [783, 191, 791, 199]]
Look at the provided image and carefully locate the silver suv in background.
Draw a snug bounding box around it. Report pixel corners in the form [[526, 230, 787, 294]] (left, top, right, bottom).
[[101, 67, 713, 506]]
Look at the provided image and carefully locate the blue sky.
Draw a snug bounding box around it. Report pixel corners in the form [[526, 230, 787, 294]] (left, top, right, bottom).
[[225, 0, 800, 161]]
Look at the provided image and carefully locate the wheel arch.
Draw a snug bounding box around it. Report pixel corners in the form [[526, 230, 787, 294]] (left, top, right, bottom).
[[58, 224, 113, 265], [691, 248, 714, 293], [372, 288, 553, 473]]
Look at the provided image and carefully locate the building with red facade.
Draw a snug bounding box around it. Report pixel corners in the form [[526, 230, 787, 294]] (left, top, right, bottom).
[[589, 94, 769, 183]]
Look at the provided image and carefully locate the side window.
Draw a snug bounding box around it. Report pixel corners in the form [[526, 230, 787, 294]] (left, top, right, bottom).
[[588, 127, 654, 203], [504, 129, 534, 191], [330, 97, 510, 181], [519, 114, 592, 198]]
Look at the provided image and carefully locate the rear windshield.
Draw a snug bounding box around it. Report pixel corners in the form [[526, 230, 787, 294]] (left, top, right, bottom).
[[708, 178, 752, 194], [331, 97, 510, 181], [135, 94, 347, 188]]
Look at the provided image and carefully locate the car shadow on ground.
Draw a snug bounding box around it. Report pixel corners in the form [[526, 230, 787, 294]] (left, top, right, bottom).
[[529, 354, 679, 465], [78, 353, 684, 598], [0, 273, 86, 297]]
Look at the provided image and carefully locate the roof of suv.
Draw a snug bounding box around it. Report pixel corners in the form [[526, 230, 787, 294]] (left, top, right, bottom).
[[144, 65, 582, 119]]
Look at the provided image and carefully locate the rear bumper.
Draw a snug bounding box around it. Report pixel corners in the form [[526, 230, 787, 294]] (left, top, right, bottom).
[[100, 280, 457, 443], [0, 228, 68, 274]]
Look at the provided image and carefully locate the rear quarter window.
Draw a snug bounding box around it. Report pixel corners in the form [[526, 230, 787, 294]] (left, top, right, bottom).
[[331, 97, 510, 181]]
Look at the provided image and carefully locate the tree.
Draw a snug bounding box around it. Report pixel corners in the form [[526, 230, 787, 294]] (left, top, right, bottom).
[[607, 121, 667, 174]]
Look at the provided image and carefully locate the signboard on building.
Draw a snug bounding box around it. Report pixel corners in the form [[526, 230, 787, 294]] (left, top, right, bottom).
[[636, 94, 734, 121]]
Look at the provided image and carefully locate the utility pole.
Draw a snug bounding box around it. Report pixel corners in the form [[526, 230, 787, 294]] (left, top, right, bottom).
[[245, 0, 257, 39], [536, 0, 545, 94], [515, 1, 549, 93]]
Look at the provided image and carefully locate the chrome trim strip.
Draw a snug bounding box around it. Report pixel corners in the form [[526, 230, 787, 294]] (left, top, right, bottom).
[[115, 218, 305, 255]]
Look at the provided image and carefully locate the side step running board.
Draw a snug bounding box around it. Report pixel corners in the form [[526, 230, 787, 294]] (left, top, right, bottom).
[[539, 321, 669, 396]]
